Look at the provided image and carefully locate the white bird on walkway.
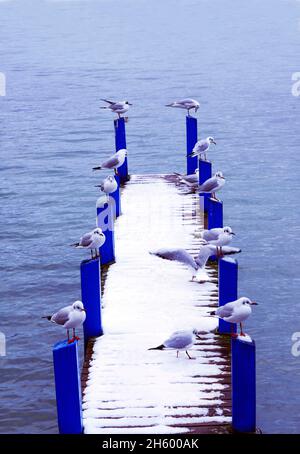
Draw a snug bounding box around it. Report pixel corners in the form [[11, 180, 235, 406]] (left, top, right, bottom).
[[198, 171, 225, 201], [190, 137, 216, 161], [70, 227, 106, 259], [93, 149, 127, 174], [204, 227, 236, 257], [165, 98, 200, 116], [210, 297, 258, 337], [173, 168, 199, 186], [95, 175, 118, 194], [149, 329, 200, 359], [150, 240, 214, 283], [43, 301, 86, 343], [100, 99, 132, 118]]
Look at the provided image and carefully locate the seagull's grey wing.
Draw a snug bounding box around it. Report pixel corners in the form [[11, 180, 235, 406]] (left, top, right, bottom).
[[151, 248, 198, 270], [215, 302, 236, 318], [178, 98, 194, 104], [195, 245, 213, 269], [101, 98, 115, 105], [202, 229, 221, 241], [101, 155, 120, 169], [111, 102, 125, 109], [51, 306, 72, 326], [194, 140, 208, 152], [164, 331, 192, 349], [80, 232, 94, 247], [198, 177, 218, 192], [182, 174, 198, 184]]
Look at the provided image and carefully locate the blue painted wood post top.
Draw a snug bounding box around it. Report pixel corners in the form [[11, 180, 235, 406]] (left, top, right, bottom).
[[53, 340, 83, 434], [199, 160, 212, 213], [232, 337, 256, 433], [96, 195, 115, 265], [208, 198, 223, 229], [81, 258, 103, 345], [186, 116, 198, 175], [218, 257, 238, 334], [114, 117, 129, 183]]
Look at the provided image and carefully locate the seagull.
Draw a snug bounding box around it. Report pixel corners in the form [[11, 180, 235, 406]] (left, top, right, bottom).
[[100, 99, 132, 118], [70, 227, 106, 259], [198, 171, 225, 201], [93, 149, 127, 174], [95, 175, 118, 194], [165, 98, 200, 116], [210, 297, 258, 337], [204, 226, 236, 257], [43, 301, 86, 343], [149, 329, 200, 359], [189, 137, 216, 161], [173, 168, 199, 186], [150, 240, 214, 283]]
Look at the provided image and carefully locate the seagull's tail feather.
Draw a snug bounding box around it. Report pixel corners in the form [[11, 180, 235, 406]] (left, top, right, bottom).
[[148, 344, 165, 351], [93, 166, 102, 171], [42, 316, 52, 321], [70, 242, 80, 247], [165, 103, 175, 107], [209, 311, 216, 316]]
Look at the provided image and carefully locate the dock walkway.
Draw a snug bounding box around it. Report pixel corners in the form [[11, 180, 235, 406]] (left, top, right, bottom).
[[81, 175, 232, 434]]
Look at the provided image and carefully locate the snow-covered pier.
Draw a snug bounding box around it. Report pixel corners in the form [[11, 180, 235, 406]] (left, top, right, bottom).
[[81, 175, 232, 434], [52, 115, 256, 435]]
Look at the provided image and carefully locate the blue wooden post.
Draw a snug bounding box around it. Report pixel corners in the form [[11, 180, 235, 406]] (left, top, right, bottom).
[[186, 116, 198, 174], [110, 174, 121, 217], [232, 337, 256, 432], [218, 257, 238, 334], [53, 340, 83, 434], [114, 117, 128, 183], [199, 160, 212, 212], [96, 195, 115, 265], [208, 199, 223, 229], [80, 258, 103, 346]]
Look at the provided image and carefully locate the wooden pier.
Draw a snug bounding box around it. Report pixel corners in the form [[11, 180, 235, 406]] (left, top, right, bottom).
[[81, 175, 232, 434]]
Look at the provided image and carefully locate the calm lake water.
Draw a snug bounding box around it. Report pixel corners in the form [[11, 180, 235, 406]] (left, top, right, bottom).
[[0, 0, 300, 434]]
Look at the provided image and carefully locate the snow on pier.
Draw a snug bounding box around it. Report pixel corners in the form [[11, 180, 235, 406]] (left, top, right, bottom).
[[81, 175, 232, 434]]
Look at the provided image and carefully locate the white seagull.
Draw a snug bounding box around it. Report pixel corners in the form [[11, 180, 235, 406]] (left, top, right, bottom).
[[43, 301, 86, 343], [150, 240, 214, 283], [210, 297, 258, 337], [190, 137, 216, 161], [100, 99, 132, 118], [93, 149, 127, 175], [165, 98, 200, 116], [205, 227, 236, 256], [149, 329, 200, 359], [198, 171, 225, 201], [95, 175, 118, 194], [70, 227, 106, 259], [173, 168, 199, 186]]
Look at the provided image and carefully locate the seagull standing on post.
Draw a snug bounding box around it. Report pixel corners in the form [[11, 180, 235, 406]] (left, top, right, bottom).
[[190, 137, 216, 161], [70, 227, 106, 259], [43, 301, 86, 343], [95, 175, 118, 194], [210, 297, 258, 337], [100, 99, 132, 118], [165, 98, 200, 116], [93, 149, 127, 175], [205, 227, 236, 257], [198, 171, 225, 201]]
